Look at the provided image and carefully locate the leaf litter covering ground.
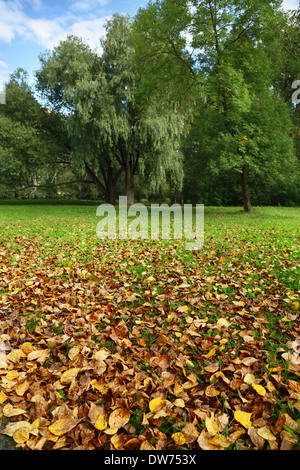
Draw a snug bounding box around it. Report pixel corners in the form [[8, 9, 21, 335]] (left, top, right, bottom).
[[0, 220, 300, 450]]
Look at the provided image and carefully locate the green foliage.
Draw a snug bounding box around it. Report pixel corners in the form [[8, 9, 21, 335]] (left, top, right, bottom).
[[134, 0, 299, 208]]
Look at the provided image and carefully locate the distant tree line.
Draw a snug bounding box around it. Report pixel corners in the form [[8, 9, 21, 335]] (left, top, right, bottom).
[[0, 1, 299, 211]]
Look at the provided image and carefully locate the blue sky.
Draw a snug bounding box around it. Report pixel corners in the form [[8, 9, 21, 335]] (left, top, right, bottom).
[[0, 0, 299, 91]]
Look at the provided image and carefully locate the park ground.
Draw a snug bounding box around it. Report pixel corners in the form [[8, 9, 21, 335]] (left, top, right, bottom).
[[0, 204, 299, 450]]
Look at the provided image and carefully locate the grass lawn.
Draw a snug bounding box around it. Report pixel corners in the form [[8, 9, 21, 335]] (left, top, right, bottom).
[[0, 204, 299, 450]]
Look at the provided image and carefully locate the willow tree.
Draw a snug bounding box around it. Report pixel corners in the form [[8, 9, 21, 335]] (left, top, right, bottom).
[[36, 14, 184, 205]]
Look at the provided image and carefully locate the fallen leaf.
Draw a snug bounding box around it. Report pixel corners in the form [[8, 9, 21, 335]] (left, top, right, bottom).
[[48, 418, 81, 436], [60, 368, 80, 385], [257, 426, 276, 441], [13, 426, 29, 444], [0, 391, 8, 403], [252, 382, 266, 396], [149, 397, 166, 412], [244, 373, 255, 385], [3, 403, 26, 417], [171, 431, 186, 446], [234, 410, 252, 429], [208, 433, 231, 448], [108, 408, 131, 429], [1, 421, 31, 437], [181, 422, 199, 443], [205, 414, 219, 436], [95, 413, 108, 431], [111, 433, 124, 449], [205, 384, 220, 397], [94, 349, 110, 361]]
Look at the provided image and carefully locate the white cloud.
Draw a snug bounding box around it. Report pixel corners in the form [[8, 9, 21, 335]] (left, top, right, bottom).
[[26, 18, 67, 49], [0, 0, 29, 43], [72, 0, 111, 13], [70, 16, 111, 50], [0, 0, 110, 51]]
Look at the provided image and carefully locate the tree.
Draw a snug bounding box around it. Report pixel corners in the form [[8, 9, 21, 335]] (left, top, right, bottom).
[[0, 70, 54, 195], [134, 0, 297, 211], [36, 15, 184, 205]]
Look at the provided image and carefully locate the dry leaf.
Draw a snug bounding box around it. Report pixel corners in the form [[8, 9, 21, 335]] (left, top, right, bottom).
[[205, 414, 219, 436], [48, 418, 81, 436], [0, 391, 8, 404], [205, 384, 220, 397], [1, 421, 31, 437], [94, 349, 110, 361], [13, 426, 30, 444], [252, 382, 266, 396], [172, 432, 186, 445], [95, 413, 108, 431], [108, 408, 131, 429], [257, 426, 276, 441], [111, 433, 124, 449], [208, 433, 231, 449], [181, 422, 199, 443], [60, 368, 80, 385], [149, 397, 166, 412], [234, 410, 252, 429]]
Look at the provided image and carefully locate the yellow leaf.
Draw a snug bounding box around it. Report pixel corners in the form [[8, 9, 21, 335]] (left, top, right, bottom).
[[172, 432, 186, 445], [208, 433, 231, 448], [111, 433, 124, 449], [15, 380, 30, 396], [104, 427, 119, 435], [90, 379, 103, 391], [205, 384, 220, 397], [266, 381, 276, 392], [48, 418, 81, 436], [95, 413, 107, 431], [108, 408, 131, 430], [149, 397, 166, 412], [257, 426, 276, 441], [205, 414, 219, 436], [3, 404, 26, 417], [20, 342, 34, 355], [13, 426, 29, 444], [7, 349, 25, 363], [94, 349, 110, 361], [206, 347, 216, 359], [0, 391, 8, 404], [173, 383, 184, 395], [60, 367, 80, 384], [234, 410, 252, 429], [252, 382, 266, 396], [291, 301, 299, 310], [5, 370, 19, 381]]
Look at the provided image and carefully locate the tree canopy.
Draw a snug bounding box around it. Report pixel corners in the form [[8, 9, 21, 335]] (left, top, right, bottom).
[[0, 2, 299, 209]]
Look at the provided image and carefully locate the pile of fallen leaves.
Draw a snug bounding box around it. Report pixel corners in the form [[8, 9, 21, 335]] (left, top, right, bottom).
[[0, 233, 300, 450]]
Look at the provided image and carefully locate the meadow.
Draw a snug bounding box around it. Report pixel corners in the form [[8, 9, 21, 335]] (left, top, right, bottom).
[[0, 204, 299, 450]]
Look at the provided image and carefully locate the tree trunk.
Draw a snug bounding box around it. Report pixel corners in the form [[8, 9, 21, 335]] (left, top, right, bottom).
[[105, 181, 117, 205], [241, 165, 252, 212], [125, 164, 135, 206], [85, 161, 119, 205], [159, 185, 162, 204]]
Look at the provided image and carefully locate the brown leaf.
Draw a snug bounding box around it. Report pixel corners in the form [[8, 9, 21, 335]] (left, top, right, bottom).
[[108, 408, 131, 430]]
